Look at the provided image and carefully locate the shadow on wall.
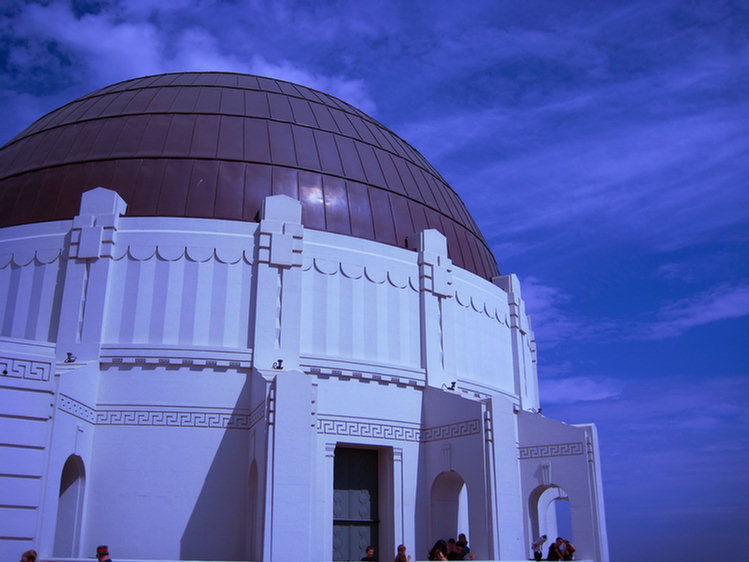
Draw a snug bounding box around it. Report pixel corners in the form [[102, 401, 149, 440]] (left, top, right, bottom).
[[180, 375, 252, 560], [415, 387, 480, 559]]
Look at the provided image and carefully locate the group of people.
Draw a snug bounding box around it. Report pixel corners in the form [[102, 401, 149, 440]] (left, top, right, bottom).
[[531, 535, 576, 561], [359, 533, 472, 562], [427, 533, 475, 560], [360, 543, 411, 562], [20, 545, 112, 562]]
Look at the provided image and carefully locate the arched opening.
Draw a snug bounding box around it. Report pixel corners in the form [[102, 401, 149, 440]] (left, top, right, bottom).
[[529, 485, 570, 549], [53, 454, 85, 556], [430, 471, 469, 543], [554, 497, 572, 541]]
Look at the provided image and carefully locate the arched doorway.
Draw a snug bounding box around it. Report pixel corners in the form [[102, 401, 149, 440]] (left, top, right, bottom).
[[529, 485, 570, 545], [53, 455, 85, 556], [430, 471, 469, 542]]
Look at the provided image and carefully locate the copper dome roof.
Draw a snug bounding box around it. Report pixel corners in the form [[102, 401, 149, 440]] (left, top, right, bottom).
[[0, 72, 498, 279]]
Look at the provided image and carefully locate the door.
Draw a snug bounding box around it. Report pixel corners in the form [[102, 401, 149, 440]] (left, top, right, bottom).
[[333, 447, 378, 561]]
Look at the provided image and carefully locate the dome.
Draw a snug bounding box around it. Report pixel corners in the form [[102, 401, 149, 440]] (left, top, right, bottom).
[[0, 72, 498, 279]]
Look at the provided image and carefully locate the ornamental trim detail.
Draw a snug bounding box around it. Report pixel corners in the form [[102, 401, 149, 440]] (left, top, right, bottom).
[[95, 409, 251, 428], [0, 356, 52, 381], [58, 395, 251, 429], [59, 394, 96, 423], [316, 417, 481, 443], [518, 442, 585, 459]]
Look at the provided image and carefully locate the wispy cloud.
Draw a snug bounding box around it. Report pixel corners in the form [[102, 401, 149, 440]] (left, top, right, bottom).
[[0, 0, 376, 143], [520, 276, 620, 345], [521, 275, 749, 346], [540, 375, 623, 403], [643, 283, 749, 339]]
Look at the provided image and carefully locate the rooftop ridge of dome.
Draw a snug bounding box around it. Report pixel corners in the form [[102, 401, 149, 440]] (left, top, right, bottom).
[[2, 72, 452, 188], [0, 71, 497, 279]]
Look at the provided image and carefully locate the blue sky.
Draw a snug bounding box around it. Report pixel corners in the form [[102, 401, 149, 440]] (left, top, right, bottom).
[[1, 1, 747, 561]]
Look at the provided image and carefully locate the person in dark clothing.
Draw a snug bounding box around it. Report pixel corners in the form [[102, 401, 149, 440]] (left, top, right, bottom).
[[447, 540, 466, 560], [96, 546, 112, 562], [547, 538, 564, 561], [458, 534, 471, 558], [393, 544, 411, 562], [428, 540, 448, 561], [361, 545, 376, 561], [561, 539, 576, 560], [446, 539, 456, 558]]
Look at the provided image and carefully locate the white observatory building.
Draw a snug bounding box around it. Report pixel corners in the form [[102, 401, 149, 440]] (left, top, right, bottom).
[[0, 72, 608, 562]]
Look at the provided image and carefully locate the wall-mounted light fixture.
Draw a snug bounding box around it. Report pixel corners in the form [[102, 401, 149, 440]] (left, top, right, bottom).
[[272, 359, 284, 370], [441, 381, 457, 391], [64, 352, 76, 363]]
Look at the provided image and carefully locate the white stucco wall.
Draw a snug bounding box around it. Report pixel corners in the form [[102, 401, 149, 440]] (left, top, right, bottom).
[[0, 189, 607, 562]]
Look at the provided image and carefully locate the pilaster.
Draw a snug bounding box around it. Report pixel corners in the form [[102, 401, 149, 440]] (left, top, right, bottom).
[[408, 229, 454, 389], [251, 195, 304, 371], [494, 273, 540, 411], [487, 392, 525, 560], [55, 188, 127, 363], [261, 371, 315, 561]]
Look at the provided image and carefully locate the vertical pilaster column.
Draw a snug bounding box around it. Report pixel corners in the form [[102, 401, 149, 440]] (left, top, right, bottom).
[[261, 372, 315, 561], [251, 195, 303, 371], [408, 229, 454, 389], [55, 188, 127, 363], [393, 447, 404, 546], [487, 392, 525, 560], [494, 273, 539, 411]]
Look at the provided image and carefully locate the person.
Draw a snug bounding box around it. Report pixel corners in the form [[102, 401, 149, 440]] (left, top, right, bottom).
[[96, 545, 112, 562], [446, 539, 456, 558], [428, 540, 448, 561], [458, 534, 474, 560], [561, 539, 576, 561], [393, 544, 411, 562], [547, 537, 564, 561], [448, 540, 472, 560], [361, 545, 376, 561], [531, 534, 548, 561], [21, 550, 37, 562]]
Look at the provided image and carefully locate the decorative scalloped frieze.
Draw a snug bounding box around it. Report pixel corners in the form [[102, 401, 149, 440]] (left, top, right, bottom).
[[112, 245, 253, 264], [453, 285, 510, 323], [364, 264, 386, 284], [303, 257, 419, 291], [518, 442, 585, 459], [313, 257, 337, 275], [0, 356, 52, 381], [0, 249, 63, 268], [340, 262, 363, 279]]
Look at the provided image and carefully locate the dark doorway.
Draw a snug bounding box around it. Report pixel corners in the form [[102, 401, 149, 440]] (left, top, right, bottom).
[[333, 447, 379, 561], [53, 455, 85, 556]]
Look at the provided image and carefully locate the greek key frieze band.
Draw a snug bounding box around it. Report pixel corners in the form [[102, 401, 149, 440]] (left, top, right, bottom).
[[518, 442, 585, 459], [58, 394, 252, 429], [0, 356, 52, 381], [316, 417, 481, 443]]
